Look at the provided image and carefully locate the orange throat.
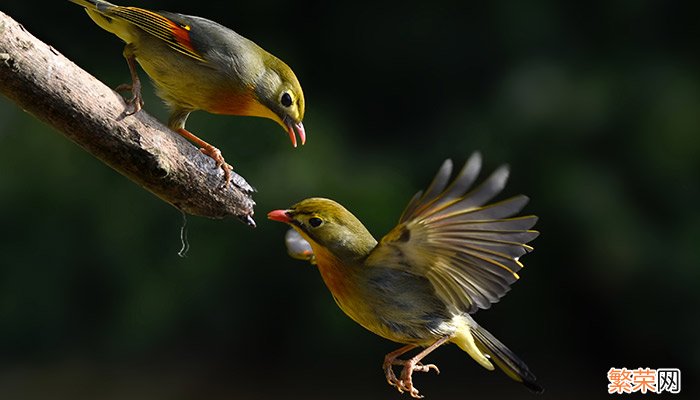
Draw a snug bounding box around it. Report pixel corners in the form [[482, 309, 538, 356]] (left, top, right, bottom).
[[210, 90, 281, 125], [312, 245, 353, 299], [208, 91, 256, 116]]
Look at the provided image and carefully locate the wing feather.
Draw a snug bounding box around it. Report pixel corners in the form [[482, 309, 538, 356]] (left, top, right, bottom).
[[367, 153, 538, 313], [109, 7, 207, 62], [399, 158, 453, 222], [400, 153, 484, 222]]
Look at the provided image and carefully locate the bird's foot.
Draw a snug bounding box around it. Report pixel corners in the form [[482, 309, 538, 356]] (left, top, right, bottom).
[[384, 360, 399, 387], [174, 128, 232, 189], [114, 82, 144, 115], [198, 145, 232, 189], [384, 359, 440, 398]]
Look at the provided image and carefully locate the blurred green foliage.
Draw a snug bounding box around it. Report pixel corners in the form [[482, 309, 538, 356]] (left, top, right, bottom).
[[1, 1, 699, 399]]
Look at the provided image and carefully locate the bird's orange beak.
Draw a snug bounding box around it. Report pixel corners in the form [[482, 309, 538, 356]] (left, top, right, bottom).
[[285, 120, 306, 148], [268, 209, 292, 223]]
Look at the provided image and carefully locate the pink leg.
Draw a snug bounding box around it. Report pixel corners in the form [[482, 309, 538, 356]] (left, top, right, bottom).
[[383, 336, 452, 398], [115, 44, 144, 115], [383, 344, 416, 389], [176, 128, 232, 188]]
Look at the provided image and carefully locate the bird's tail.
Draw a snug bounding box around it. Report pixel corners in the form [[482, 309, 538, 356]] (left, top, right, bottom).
[[469, 322, 544, 393], [69, 0, 137, 43], [68, 0, 115, 11]]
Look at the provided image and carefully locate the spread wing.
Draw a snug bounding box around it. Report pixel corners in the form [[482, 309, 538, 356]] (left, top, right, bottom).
[[284, 228, 316, 265], [366, 152, 539, 313], [108, 6, 207, 62]]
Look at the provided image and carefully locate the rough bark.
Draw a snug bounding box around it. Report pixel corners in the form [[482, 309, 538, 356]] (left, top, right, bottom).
[[0, 12, 257, 227]]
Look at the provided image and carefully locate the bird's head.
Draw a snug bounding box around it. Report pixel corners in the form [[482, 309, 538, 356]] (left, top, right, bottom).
[[250, 55, 306, 147], [268, 198, 377, 261]]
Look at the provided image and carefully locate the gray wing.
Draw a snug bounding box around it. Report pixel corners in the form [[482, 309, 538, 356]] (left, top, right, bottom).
[[284, 228, 316, 264], [367, 152, 539, 313]]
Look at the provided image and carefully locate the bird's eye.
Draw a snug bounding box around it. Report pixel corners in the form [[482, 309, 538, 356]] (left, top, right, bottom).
[[281, 92, 293, 107], [308, 217, 323, 228]]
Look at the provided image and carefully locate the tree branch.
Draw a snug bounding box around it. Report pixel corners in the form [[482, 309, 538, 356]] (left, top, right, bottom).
[[0, 11, 257, 227]]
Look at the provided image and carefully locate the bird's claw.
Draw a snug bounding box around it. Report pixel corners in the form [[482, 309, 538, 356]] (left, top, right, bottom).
[[218, 163, 234, 190], [413, 363, 440, 374], [393, 373, 423, 399], [397, 379, 423, 398], [384, 363, 399, 387], [198, 146, 232, 189], [384, 360, 439, 398], [115, 82, 144, 115]]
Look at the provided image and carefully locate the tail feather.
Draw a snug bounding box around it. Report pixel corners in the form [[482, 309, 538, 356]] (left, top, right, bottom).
[[69, 0, 136, 43], [470, 323, 544, 394], [68, 0, 114, 11]]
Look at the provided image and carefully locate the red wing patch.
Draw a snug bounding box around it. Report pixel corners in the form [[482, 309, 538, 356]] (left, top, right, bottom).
[[110, 7, 207, 62]]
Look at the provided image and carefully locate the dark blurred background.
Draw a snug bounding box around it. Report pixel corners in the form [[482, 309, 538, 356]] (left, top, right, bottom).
[[1, 1, 698, 399]]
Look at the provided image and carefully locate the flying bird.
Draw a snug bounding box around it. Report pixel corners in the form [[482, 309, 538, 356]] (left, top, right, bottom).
[[269, 153, 542, 397]]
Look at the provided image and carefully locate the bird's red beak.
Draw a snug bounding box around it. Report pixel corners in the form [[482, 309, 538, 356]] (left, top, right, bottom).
[[285, 121, 306, 148], [268, 209, 292, 223]]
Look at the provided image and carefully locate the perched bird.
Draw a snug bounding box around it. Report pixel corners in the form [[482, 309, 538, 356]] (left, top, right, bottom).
[[268, 153, 542, 397], [70, 0, 306, 187]]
